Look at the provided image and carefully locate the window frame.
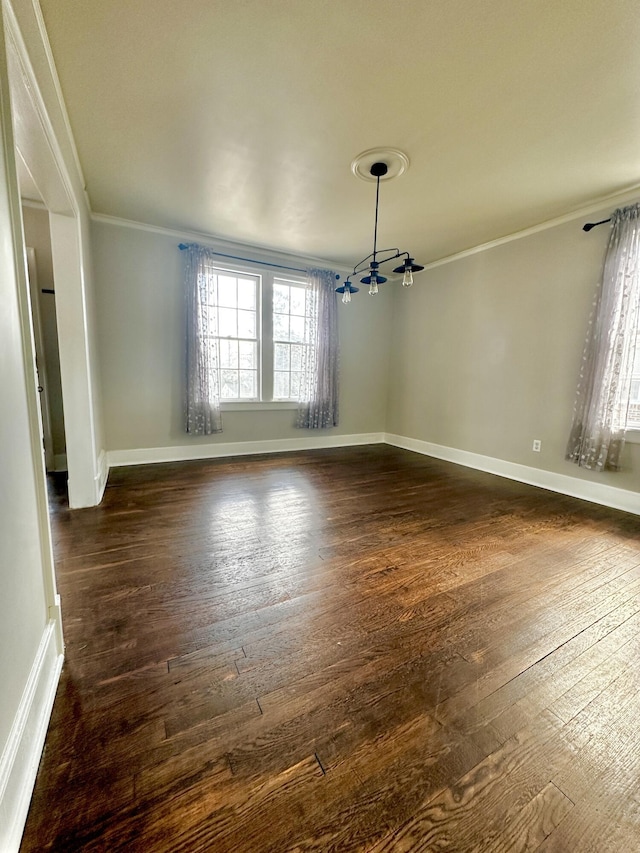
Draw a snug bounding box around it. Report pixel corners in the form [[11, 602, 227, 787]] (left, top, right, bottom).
[[201, 260, 307, 410]]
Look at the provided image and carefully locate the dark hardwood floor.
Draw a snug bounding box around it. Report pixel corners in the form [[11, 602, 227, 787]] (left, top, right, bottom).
[[20, 445, 640, 852]]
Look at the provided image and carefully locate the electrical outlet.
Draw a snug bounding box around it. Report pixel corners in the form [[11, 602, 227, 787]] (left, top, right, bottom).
[[532, 439, 541, 452]]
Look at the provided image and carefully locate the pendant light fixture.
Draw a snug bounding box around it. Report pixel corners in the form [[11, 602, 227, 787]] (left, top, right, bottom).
[[336, 149, 424, 304]]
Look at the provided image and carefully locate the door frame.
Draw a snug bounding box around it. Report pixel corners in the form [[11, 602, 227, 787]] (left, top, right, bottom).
[[4, 0, 104, 508]]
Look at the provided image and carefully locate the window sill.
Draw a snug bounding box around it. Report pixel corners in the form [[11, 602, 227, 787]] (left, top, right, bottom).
[[625, 429, 640, 444], [220, 401, 298, 412]]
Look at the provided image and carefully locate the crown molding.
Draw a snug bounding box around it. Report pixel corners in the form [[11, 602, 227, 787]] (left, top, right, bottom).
[[90, 212, 352, 274], [420, 182, 640, 272], [92, 180, 640, 282]]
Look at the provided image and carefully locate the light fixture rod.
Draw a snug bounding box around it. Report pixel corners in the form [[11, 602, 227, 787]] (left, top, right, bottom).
[[373, 175, 381, 260]]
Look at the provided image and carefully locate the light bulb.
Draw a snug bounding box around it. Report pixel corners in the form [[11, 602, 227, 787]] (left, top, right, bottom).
[[342, 288, 351, 304], [369, 280, 378, 295], [402, 268, 414, 287]]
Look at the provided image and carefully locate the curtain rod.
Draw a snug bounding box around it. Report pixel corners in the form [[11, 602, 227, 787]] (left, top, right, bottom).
[[178, 242, 308, 274], [582, 217, 612, 232]]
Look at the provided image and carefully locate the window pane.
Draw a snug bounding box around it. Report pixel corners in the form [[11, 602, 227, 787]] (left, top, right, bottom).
[[274, 342, 290, 371], [237, 309, 256, 339], [290, 287, 306, 316], [220, 369, 239, 398], [218, 276, 237, 308], [237, 278, 256, 310], [239, 370, 257, 398], [239, 340, 256, 369], [273, 283, 290, 314], [290, 344, 303, 372], [274, 312, 289, 341], [274, 371, 290, 399], [218, 307, 237, 338], [219, 339, 238, 369], [290, 316, 305, 343], [290, 371, 302, 399]]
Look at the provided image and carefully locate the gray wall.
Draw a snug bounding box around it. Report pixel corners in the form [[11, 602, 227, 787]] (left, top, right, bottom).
[[388, 207, 640, 494], [91, 219, 391, 451], [92, 207, 640, 502]]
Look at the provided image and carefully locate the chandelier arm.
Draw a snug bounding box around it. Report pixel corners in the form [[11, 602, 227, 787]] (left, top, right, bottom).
[[352, 256, 375, 275], [351, 249, 405, 277], [376, 249, 405, 267]]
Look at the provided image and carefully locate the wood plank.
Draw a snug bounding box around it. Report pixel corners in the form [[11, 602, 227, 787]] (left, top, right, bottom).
[[481, 781, 574, 853], [366, 711, 563, 852]]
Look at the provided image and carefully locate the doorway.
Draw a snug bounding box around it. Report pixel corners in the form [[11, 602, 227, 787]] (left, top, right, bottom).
[[6, 11, 104, 509], [23, 206, 67, 474]]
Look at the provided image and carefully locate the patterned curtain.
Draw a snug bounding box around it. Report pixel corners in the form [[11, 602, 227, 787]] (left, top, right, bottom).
[[297, 268, 339, 429], [184, 245, 223, 434], [566, 205, 640, 470]]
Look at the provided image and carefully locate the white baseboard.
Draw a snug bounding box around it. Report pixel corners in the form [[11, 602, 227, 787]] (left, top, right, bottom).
[[107, 432, 385, 468], [0, 621, 64, 853], [385, 433, 640, 517], [104, 430, 638, 516], [52, 454, 67, 472]]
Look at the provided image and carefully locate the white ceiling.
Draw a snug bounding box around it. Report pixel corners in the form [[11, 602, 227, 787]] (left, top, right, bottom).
[[38, 0, 640, 266]]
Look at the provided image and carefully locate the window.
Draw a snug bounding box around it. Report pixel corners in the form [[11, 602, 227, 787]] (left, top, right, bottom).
[[273, 279, 306, 400], [204, 264, 307, 405], [185, 250, 338, 434], [208, 271, 259, 400]]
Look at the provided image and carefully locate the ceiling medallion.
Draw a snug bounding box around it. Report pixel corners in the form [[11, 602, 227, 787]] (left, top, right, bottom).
[[350, 147, 410, 182], [336, 149, 423, 303]]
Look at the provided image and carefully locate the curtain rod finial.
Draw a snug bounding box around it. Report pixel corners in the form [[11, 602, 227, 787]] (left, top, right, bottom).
[[582, 217, 612, 232]]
